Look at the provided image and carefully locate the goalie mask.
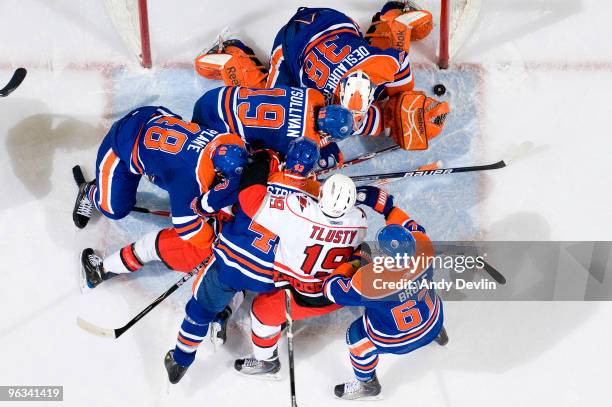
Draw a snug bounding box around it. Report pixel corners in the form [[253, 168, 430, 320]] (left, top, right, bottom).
[[339, 70, 376, 129], [383, 91, 450, 151]]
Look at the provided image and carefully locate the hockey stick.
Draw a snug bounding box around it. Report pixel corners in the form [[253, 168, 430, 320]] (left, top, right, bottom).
[[72, 165, 171, 218], [285, 289, 298, 407], [349, 141, 534, 183], [0, 68, 27, 97], [129, 206, 171, 217], [316, 144, 401, 178], [77, 256, 211, 339], [482, 260, 506, 285]]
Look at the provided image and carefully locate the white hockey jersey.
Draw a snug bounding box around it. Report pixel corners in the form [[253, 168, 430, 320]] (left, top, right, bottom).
[[253, 192, 368, 300]]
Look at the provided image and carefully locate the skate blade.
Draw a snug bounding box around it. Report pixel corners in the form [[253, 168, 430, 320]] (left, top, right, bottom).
[[335, 394, 384, 401], [78, 255, 91, 295], [209, 322, 225, 352], [233, 368, 282, 381]]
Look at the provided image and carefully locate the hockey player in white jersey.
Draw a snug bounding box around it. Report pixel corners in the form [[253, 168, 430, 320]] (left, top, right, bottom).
[[164, 149, 367, 384], [232, 161, 367, 378]]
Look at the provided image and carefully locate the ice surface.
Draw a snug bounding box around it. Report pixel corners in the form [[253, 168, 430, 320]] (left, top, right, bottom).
[[1, 0, 611, 406]]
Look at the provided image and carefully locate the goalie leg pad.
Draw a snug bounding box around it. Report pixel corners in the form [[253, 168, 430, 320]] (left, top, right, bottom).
[[195, 39, 268, 88], [383, 91, 450, 150], [366, 5, 433, 51]]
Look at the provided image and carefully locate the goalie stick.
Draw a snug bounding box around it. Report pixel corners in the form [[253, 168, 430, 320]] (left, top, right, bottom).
[[349, 141, 534, 183], [72, 165, 171, 218], [0, 68, 26, 97], [77, 256, 211, 339]]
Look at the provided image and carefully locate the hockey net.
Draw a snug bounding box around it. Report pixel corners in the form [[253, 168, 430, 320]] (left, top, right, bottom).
[[419, 0, 482, 68], [102, 0, 479, 70], [104, 0, 152, 68]]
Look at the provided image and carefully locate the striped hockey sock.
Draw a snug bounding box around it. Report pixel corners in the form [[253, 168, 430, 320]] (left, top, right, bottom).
[[173, 298, 211, 367], [349, 338, 379, 381]]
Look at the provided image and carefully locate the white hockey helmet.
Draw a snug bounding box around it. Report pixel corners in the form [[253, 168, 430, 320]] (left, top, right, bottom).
[[318, 174, 357, 218], [339, 70, 376, 128]]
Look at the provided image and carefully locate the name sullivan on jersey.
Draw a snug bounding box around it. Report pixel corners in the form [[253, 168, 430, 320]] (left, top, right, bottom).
[[287, 87, 306, 138]]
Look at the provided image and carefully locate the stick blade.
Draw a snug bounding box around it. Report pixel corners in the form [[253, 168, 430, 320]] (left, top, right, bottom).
[[72, 165, 86, 186], [0, 67, 27, 96], [77, 317, 117, 339], [503, 141, 534, 166]]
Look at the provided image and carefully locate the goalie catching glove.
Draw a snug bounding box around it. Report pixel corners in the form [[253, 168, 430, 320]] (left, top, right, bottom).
[[195, 39, 268, 88], [366, 1, 434, 51], [383, 90, 449, 151]]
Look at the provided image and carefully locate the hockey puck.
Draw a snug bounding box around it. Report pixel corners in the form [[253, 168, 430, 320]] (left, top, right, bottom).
[[433, 84, 446, 96]]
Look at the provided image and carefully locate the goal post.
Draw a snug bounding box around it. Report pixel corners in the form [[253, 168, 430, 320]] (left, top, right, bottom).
[[104, 0, 152, 68], [137, 0, 152, 68], [102, 0, 479, 70], [437, 0, 482, 69]]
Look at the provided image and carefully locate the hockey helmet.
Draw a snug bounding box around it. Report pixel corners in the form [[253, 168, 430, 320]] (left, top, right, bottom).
[[317, 105, 354, 140], [212, 144, 248, 179], [285, 138, 320, 176], [318, 174, 357, 218], [377, 224, 416, 258], [339, 70, 376, 127]]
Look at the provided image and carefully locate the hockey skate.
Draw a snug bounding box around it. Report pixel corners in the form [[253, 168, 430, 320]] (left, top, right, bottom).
[[210, 306, 232, 350], [72, 180, 95, 229], [435, 326, 449, 346], [79, 248, 115, 292], [334, 374, 383, 400], [234, 350, 281, 381], [164, 350, 189, 384], [210, 291, 244, 350]]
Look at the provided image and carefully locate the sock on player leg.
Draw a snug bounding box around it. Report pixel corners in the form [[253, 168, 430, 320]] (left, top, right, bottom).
[[347, 319, 380, 381], [349, 348, 379, 381], [103, 230, 160, 274], [251, 309, 281, 361], [173, 298, 215, 367]]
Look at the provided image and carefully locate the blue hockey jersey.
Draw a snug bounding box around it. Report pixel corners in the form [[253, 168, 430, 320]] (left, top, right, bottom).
[[323, 212, 443, 352], [192, 86, 323, 157], [267, 7, 414, 103], [106, 106, 244, 247]]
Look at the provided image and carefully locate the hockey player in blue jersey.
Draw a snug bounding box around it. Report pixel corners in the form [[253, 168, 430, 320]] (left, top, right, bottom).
[[72, 106, 247, 287], [195, 4, 449, 151], [323, 186, 448, 400], [192, 85, 355, 169], [163, 138, 322, 383]]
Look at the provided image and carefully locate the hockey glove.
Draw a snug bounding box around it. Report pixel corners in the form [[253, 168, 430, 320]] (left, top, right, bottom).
[[329, 262, 359, 279], [404, 219, 426, 234], [356, 186, 394, 217], [318, 137, 344, 170]]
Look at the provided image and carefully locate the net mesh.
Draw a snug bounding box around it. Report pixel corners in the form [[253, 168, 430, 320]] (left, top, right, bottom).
[[104, 0, 145, 64]]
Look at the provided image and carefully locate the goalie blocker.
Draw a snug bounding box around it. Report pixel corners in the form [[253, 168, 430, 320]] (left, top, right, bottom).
[[383, 90, 449, 151]]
